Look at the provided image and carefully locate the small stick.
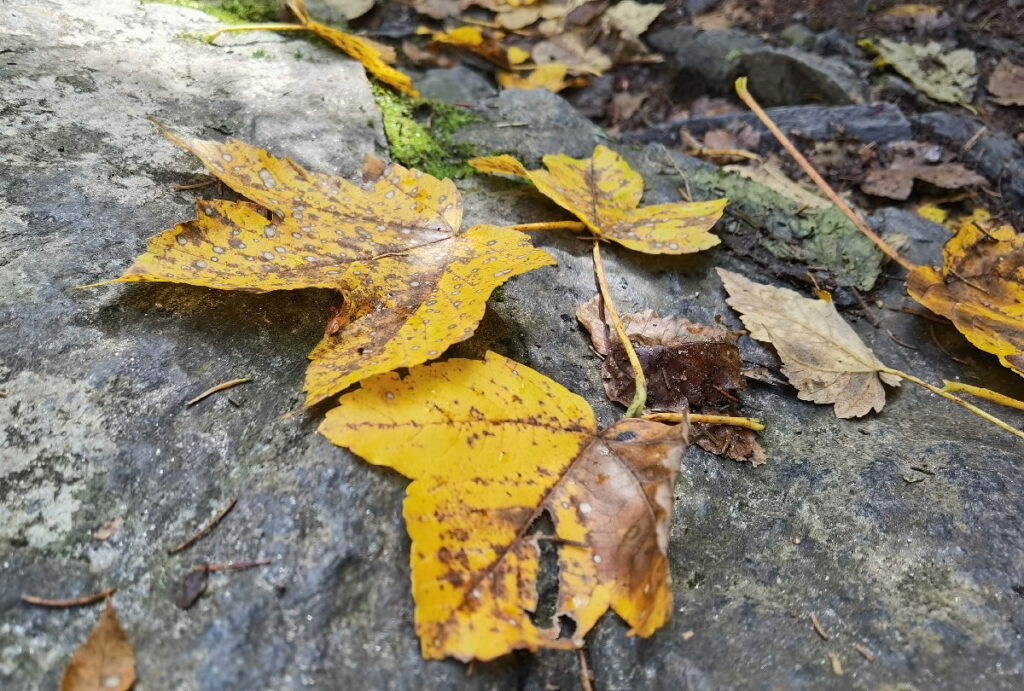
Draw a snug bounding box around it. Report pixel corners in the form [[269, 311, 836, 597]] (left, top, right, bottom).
[[186, 378, 251, 406], [810, 613, 830, 640], [172, 179, 217, 191], [494, 121, 530, 128], [577, 648, 594, 691], [645, 412, 765, 431], [940, 381, 1024, 411], [194, 559, 272, 573], [881, 367, 1024, 441], [502, 221, 588, 233], [854, 643, 875, 661], [169, 497, 239, 554], [22, 586, 117, 608], [734, 78, 915, 271], [206, 23, 307, 43], [961, 126, 987, 154], [593, 240, 647, 417]]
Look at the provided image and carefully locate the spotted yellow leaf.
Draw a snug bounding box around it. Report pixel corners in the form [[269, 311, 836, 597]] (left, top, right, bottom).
[[470, 146, 727, 254], [97, 129, 554, 407], [320, 351, 687, 661], [907, 216, 1024, 377]]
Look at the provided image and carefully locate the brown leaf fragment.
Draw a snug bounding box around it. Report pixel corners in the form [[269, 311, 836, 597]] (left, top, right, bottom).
[[861, 141, 987, 201], [988, 58, 1024, 106], [60, 599, 136, 691], [577, 295, 766, 465], [176, 569, 210, 610], [717, 269, 900, 419], [91, 517, 122, 541]]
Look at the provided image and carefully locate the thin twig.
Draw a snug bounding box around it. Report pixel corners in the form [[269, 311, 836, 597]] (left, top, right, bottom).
[[187, 378, 251, 406], [961, 126, 987, 154], [577, 648, 594, 691], [503, 221, 588, 233], [194, 559, 272, 573], [940, 381, 1024, 411], [172, 179, 217, 191], [169, 497, 239, 554], [644, 412, 765, 431], [881, 367, 1024, 440], [734, 77, 915, 271], [22, 586, 116, 608], [593, 241, 647, 417], [810, 613, 830, 640], [206, 23, 307, 43], [854, 643, 875, 661]]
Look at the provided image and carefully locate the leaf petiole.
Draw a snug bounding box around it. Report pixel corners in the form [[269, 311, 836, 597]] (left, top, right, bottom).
[[503, 221, 588, 233], [205, 24, 308, 43], [881, 367, 1024, 440], [592, 241, 647, 417], [940, 381, 1024, 411], [644, 412, 765, 431]]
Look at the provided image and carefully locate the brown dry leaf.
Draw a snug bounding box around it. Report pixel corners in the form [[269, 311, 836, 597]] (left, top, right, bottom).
[[469, 146, 727, 254], [577, 295, 766, 465], [284, 1, 417, 96], [861, 141, 987, 200], [319, 351, 687, 661], [988, 58, 1024, 106], [907, 216, 1024, 377], [97, 130, 553, 408], [531, 30, 612, 75], [718, 269, 900, 418], [401, 40, 457, 69], [60, 599, 136, 691]]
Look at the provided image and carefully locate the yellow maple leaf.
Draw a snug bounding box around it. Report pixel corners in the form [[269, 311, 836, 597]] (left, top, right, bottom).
[[907, 216, 1024, 377], [497, 63, 583, 93], [319, 351, 687, 661], [470, 146, 727, 254], [95, 129, 554, 407]]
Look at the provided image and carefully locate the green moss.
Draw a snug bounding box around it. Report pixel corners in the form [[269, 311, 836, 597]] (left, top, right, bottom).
[[144, 0, 279, 24], [371, 84, 483, 180], [687, 167, 883, 290], [252, 48, 267, 58]]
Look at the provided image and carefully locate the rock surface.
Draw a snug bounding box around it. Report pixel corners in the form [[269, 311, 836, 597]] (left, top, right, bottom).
[[3, 2, 1024, 691]]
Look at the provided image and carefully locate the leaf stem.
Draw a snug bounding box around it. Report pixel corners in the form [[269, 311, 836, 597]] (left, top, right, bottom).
[[592, 241, 647, 417], [940, 381, 1024, 411], [644, 412, 765, 431], [734, 77, 915, 272], [881, 368, 1024, 440], [206, 24, 308, 42], [504, 221, 588, 233]]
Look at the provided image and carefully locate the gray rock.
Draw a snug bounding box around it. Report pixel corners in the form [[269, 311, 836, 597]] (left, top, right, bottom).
[[4, 2, 1024, 690], [415, 65, 497, 105], [911, 111, 1024, 212], [455, 88, 605, 162], [621, 103, 913, 148], [781, 23, 817, 50], [648, 26, 768, 96], [735, 47, 866, 106]]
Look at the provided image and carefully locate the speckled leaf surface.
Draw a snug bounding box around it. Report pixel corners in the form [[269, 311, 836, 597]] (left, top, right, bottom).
[[319, 351, 687, 661], [103, 131, 554, 406]]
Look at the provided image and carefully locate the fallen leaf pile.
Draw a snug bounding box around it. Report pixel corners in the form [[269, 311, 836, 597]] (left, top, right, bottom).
[[319, 351, 686, 660], [60, 599, 136, 691], [470, 146, 727, 254], [908, 215, 1024, 378], [860, 38, 977, 105], [577, 294, 766, 465], [860, 141, 987, 201], [717, 269, 901, 419], [99, 128, 553, 407]]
